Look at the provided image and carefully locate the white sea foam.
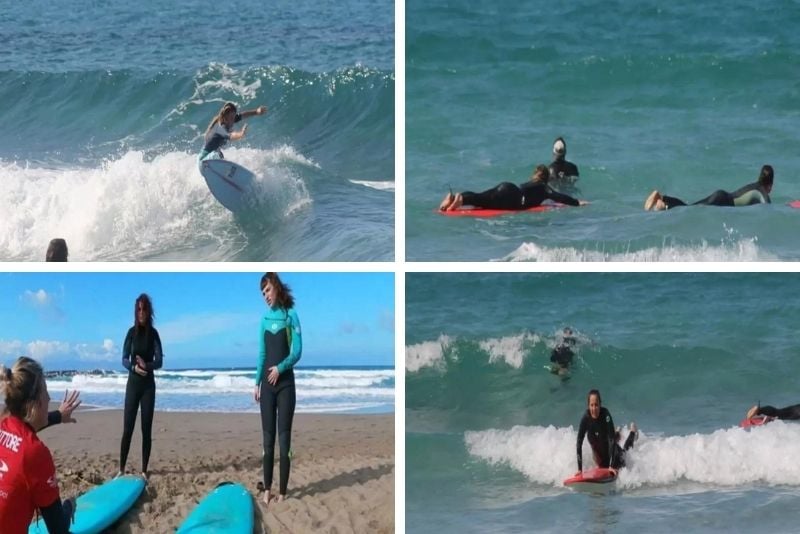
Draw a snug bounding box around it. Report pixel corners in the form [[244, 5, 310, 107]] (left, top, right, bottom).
[[465, 422, 800, 490], [497, 239, 771, 262], [479, 332, 542, 368], [405, 335, 454, 372], [0, 145, 311, 261], [348, 179, 395, 192]]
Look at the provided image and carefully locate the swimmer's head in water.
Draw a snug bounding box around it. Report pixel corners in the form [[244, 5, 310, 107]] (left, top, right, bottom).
[[553, 137, 566, 160], [758, 164, 774, 190]]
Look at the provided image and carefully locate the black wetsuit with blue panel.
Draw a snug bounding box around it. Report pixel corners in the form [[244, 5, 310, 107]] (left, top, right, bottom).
[[257, 306, 302, 495]]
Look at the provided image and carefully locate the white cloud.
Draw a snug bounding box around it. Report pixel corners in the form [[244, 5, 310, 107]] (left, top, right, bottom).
[[20, 288, 65, 323], [26, 340, 70, 360], [0, 340, 24, 356], [22, 289, 52, 308], [158, 312, 253, 344], [0, 338, 116, 365]]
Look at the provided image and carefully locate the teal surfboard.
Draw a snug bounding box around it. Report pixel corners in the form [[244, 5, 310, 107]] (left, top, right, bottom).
[[177, 482, 254, 533], [29, 475, 145, 534]]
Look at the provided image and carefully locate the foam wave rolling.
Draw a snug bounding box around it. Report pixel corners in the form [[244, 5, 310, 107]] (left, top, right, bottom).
[[465, 422, 800, 490]]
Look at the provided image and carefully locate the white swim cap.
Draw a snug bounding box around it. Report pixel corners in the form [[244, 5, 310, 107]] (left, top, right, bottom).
[[553, 138, 566, 156]]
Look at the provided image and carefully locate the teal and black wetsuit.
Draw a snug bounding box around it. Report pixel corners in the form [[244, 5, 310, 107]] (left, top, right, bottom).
[[257, 306, 302, 495], [460, 181, 580, 210], [661, 181, 771, 209], [119, 326, 163, 474], [198, 113, 243, 162]]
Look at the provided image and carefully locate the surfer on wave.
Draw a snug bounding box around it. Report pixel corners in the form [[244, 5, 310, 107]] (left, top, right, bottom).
[[576, 389, 637, 476], [198, 101, 268, 163], [438, 164, 588, 212]]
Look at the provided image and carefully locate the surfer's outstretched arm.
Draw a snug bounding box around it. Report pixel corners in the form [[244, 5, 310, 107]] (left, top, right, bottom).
[[239, 105, 268, 119]]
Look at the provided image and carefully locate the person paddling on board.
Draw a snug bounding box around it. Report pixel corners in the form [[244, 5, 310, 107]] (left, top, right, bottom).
[[438, 164, 589, 211], [746, 402, 800, 421], [548, 137, 580, 187], [198, 101, 268, 163], [644, 165, 774, 211], [576, 389, 637, 476]]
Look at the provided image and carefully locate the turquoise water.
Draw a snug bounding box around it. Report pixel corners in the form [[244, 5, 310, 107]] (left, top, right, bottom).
[[407, 273, 800, 532], [406, 0, 800, 261], [0, 0, 394, 261]]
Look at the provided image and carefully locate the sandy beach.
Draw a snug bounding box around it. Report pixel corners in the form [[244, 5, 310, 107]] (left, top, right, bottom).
[[39, 408, 394, 533]]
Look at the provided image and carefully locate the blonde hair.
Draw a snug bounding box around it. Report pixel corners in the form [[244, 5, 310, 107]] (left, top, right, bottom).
[[0, 357, 47, 426], [205, 102, 238, 134]]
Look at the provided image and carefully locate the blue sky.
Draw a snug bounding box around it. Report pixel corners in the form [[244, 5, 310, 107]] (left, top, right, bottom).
[[0, 272, 394, 370]]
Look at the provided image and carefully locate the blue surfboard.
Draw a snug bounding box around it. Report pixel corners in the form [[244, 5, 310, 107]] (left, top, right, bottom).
[[176, 482, 254, 533], [199, 159, 257, 213], [29, 475, 145, 534]]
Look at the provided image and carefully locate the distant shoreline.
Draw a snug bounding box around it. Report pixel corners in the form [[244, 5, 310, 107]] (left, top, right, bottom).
[[45, 364, 395, 377]]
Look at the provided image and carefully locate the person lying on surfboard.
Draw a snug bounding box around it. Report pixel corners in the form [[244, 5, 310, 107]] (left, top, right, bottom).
[[438, 164, 589, 212], [198, 101, 268, 162], [644, 164, 774, 211], [746, 402, 800, 421], [576, 389, 637, 476], [0, 357, 76, 533]]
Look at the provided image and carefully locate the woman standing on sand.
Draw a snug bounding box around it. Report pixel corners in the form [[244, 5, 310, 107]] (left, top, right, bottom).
[[119, 293, 163, 478], [255, 273, 302, 507]]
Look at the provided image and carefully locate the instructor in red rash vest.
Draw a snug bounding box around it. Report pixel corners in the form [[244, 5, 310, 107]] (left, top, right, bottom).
[[0, 357, 74, 534]]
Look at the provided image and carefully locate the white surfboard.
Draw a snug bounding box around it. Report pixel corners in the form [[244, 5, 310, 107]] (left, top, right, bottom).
[[200, 159, 257, 212]]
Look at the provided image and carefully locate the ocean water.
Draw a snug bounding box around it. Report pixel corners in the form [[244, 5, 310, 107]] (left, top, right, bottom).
[[406, 273, 800, 532], [47, 366, 395, 414], [406, 0, 800, 261], [0, 0, 394, 261]]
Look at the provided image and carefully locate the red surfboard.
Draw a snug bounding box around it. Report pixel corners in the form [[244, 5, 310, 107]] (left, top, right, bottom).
[[739, 415, 775, 428], [438, 203, 564, 218], [789, 200, 800, 209], [563, 467, 617, 492]]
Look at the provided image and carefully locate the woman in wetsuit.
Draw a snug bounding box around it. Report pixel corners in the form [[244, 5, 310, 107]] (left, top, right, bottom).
[[119, 293, 163, 478], [0, 357, 75, 533], [746, 403, 800, 421], [438, 164, 588, 211], [644, 165, 774, 211], [198, 101, 268, 163], [576, 389, 636, 474], [255, 272, 302, 507]]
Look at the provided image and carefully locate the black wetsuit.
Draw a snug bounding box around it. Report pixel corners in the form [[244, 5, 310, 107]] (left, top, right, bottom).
[[549, 159, 580, 181], [258, 307, 302, 495], [119, 326, 163, 474], [460, 181, 580, 210], [755, 404, 800, 420], [550, 339, 575, 369], [661, 181, 771, 209], [577, 407, 620, 470]]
